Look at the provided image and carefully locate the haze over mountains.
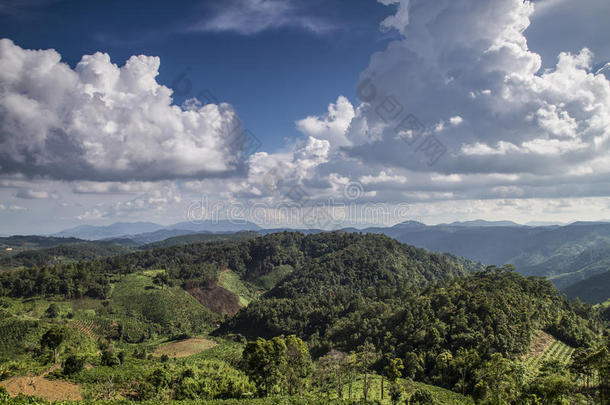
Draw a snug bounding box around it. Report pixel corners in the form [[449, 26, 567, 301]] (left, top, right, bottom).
[[2, 218, 608, 304], [52, 220, 262, 240]]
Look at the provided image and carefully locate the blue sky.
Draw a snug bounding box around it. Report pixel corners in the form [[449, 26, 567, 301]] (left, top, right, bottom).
[[0, 0, 395, 152], [1, 0, 610, 234]]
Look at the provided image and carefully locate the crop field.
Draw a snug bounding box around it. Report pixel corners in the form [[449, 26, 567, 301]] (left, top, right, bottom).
[[523, 331, 574, 379], [152, 338, 217, 358]]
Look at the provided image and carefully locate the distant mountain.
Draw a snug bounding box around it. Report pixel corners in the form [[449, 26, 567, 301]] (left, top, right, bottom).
[[54, 220, 262, 241], [142, 231, 258, 249], [168, 220, 261, 233], [445, 220, 523, 227], [391, 220, 428, 229], [526, 221, 565, 227], [54, 222, 163, 240], [564, 270, 610, 304], [363, 222, 610, 290], [0, 235, 85, 248], [124, 229, 198, 245]]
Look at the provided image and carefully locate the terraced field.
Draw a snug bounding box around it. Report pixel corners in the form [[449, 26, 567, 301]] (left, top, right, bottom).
[[523, 331, 574, 379]]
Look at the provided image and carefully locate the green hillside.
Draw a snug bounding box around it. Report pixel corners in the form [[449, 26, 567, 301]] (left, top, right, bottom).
[[141, 231, 258, 249], [0, 242, 133, 270], [0, 232, 607, 404], [564, 270, 610, 304]]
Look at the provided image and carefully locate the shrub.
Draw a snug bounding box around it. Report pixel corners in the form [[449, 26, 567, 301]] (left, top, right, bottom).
[[44, 303, 59, 318], [63, 354, 85, 375], [100, 349, 120, 367], [410, 388, 437, 404]]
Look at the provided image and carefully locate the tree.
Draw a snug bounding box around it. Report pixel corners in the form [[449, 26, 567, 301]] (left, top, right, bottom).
[[452, 348, 479, 395], [527, 373, 574, 404], [153, 272, 171, 289], [355, 342, 379, 402], [410, 388, 436, 404], [101, 348, 120, 367], [41, 326, 66, 364], [241, 337, 287, 396], [45, 303, 60, 318], [284, 335, 313, 395], [474, 353, 524, 404], [382, 356, 404, 400], [317, 350, 351, 399], [63, 354, 85, 375], [570, 347, 595, 388], [404, 352, 423, 380], [389, 382, 404, 405]]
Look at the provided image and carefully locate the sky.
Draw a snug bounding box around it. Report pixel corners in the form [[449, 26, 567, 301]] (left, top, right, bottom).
[[1, 0, 610, 234]]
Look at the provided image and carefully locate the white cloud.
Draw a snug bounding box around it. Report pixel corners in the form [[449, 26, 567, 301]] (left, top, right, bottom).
[[72, 181, 159, 194], [360, 171, 407, 185], [296, 96, 355, 148], [332, 0, 610, 194], [0, 39, 245, 181], [190, 0, 334, 35], [449, 116, 463, 126], [77, 208, 103, 220]]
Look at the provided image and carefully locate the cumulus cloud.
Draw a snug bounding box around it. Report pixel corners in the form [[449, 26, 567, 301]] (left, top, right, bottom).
[[296, 96, 355, 148], [190, 0, 334, 35], [228, 0, 610, 211], [321, 0, 610, 201], [3, 0, 610, 228], [0, 39, 246, 182]]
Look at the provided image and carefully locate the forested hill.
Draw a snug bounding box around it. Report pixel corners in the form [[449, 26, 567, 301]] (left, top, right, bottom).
[[221, 266, 602, 397], [0, 231, 606, 403], [564, 270, 610, 304], [0, 232, 479, 301]]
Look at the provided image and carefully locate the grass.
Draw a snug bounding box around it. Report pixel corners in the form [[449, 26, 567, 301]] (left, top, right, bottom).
[[254, 265, 294, 291], [152, 338, 217, 358], [318, 373, 474, 404], [219, 270, 260, 307]]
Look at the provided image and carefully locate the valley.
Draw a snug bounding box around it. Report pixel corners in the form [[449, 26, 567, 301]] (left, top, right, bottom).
[[0, 231, 608, 404]]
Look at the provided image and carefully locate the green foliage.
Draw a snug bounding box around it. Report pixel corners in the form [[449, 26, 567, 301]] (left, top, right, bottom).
[[62, 354, 85, 375], [0, 241, 132, 270], [40, 326, 66, 363], [241, 335, 312, 397], [44, 303, 60, 318], [410, 388, 436, 404], [564, 269, 610, 304], [0, 231, 604, 404], [100, 348, 120, 367]]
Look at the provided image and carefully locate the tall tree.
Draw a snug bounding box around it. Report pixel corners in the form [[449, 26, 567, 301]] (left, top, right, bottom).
[[355, 342, 379, 402], [284, 335, 313, 395], [41, 326, 66, 364]]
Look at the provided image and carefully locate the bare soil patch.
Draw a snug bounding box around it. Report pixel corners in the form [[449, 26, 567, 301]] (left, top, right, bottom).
[[153, 337, 217, 358], [186, 284, 241, 314], [0, 375, 82, 401], [525, 330, 554, 358]]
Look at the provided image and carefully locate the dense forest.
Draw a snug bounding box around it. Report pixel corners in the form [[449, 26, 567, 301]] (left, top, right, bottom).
[[0, 232, 608, 404]]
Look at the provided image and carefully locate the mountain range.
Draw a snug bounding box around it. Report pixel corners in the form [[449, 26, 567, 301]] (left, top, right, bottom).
[[7, 219, 610, 302], [52, 220, 262, 240]]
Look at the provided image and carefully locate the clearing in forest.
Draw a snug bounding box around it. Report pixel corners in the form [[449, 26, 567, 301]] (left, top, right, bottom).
[[522, 330, 574, 378], [0, 369, 82, 401], [153, 337, 217, 358]]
